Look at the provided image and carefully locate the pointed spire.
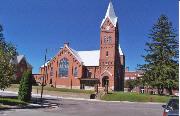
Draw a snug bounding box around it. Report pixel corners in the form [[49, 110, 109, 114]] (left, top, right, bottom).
[[101, 1, 118, 27], [105, 1, 117, 20]]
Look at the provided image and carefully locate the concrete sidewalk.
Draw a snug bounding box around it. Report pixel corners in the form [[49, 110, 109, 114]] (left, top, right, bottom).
[[0, 90, 163, 105]]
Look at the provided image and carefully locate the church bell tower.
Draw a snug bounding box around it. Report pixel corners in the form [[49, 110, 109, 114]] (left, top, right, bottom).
[[99, 1, 124, 91]]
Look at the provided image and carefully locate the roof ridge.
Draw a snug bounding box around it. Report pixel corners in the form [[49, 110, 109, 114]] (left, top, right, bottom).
[[65, 45, 83, 63], [17, 55, 25, 63], [77, 50, 99, 52]]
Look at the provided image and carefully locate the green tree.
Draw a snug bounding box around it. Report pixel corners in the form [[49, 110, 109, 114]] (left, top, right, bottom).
[[18, 70, 32, 102], [125, 79, 137, 92], [139, 15, 179, 95], [0, 24, 17, 90]]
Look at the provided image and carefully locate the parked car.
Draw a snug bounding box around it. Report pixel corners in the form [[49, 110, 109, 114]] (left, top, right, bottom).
[[162, 97, 179, 116]]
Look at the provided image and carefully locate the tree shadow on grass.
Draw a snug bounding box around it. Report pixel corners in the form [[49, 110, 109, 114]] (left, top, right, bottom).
[[0, 96, 62, 111], [0, 95, 17, 99]]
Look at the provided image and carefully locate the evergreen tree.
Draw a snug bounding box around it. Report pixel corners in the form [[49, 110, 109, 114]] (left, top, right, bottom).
[[18, 70, 32, 102], [0, 24, 17, 90], [139, 15, 179, 95]]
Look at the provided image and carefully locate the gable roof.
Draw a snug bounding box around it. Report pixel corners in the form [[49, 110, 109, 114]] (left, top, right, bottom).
[[65, 45, 83, 63], [11, 55, 33, 68], [78, 50, 100, 66], [17, 55, 24, 63], [68, 46, 123, 66], [44, 44, 124, 67]]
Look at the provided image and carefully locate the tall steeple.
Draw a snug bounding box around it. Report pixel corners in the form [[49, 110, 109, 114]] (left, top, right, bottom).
[[101, 1, 118, 27], [99, 1, 124, 91]]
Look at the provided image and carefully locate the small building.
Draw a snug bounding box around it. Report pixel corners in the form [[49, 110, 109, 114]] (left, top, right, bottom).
[[11, 55, 32, 82], [124, 68, 178, 95], [125, 67, 142, 80], [124, 67, 143, 92]]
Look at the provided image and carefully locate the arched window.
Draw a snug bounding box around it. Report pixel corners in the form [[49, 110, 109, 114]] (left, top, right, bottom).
[[50, 67, 53, 77], [106, 51, 108, 57], [73, 67, 78, 77], [104, 36, 107, 43], [109, 36, 112, 43], [59, 58, 69, 77], [106, 37, 109, 43], [104, 36, 112, 44]]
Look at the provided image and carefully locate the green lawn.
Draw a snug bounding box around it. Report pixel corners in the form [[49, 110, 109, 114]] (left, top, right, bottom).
[[43, 87, 93, 94], [101, 92, 171, 103], [10, 84, 94, 94], [0, 98, 27, 106]]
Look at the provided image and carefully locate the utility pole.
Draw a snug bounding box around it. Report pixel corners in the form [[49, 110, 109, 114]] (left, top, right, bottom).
[[40, 48, 47, 102], [40, 47, 61, 101]]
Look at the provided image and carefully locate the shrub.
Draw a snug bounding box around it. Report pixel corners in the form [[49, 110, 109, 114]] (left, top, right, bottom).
[[18, 70, 32, 102]]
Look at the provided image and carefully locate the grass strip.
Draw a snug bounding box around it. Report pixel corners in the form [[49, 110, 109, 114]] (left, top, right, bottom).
[[0, 98, 27, 106], [33, 86, 94, 94], [101, 92, 171, 103]]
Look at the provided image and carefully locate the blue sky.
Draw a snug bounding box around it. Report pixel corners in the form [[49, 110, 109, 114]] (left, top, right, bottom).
[[0, 0, 178, 73]]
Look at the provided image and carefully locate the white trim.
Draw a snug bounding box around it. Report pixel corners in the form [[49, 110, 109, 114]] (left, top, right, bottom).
[[119, 45, 123, 55], [41, 60, 50, 68], [101, 70, 113, 76], [65, 45, 83, 64]]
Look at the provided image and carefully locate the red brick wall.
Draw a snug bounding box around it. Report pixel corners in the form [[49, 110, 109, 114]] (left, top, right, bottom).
[[32, 74, 43, 84], [99, 17, 124, 90], [16, 58, 28, 80], [35, 45, 83, 88]]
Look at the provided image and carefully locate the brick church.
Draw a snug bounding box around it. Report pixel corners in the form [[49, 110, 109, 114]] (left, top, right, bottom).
[[33, 1, 125, 91]]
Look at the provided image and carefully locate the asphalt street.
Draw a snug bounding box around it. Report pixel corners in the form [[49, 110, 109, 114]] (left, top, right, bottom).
[[0, 92, 164, 116]]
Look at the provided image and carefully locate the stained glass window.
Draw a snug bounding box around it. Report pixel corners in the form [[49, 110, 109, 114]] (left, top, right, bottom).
[[59, 58, 69, 77]]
